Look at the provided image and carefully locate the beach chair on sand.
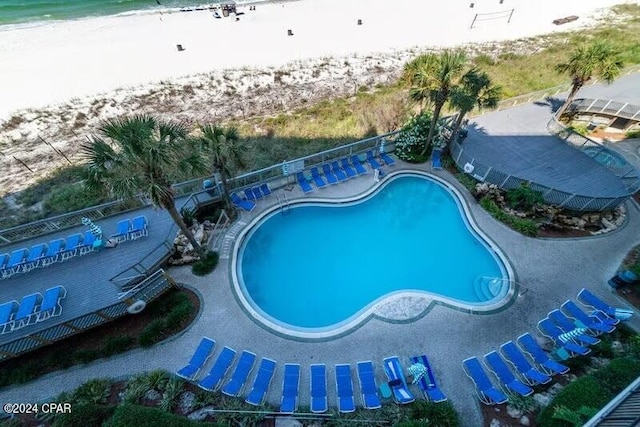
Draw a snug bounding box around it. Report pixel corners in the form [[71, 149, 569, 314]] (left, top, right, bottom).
[[222, 350, 256, 397], [516, 333, 569, 376], [499, 341, 551, 386], [246, 358, 277, 406], [198, 346, 237, 391], [356, 361, 382, 410], [462, 357, 508, 405], [409, 355, 447, 403], [280, 364, 300, 413], [176, 337, 216, 381], [335, 364, 356, 413], [383, 356, 414, 405], [310, 364, 328, 413]]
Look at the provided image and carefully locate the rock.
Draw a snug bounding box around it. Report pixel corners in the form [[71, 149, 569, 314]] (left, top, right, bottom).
[[590, 357, 610, 368], [612, 340, 625, 356], [194, 224, 205, 243], [507, 405, 523, 419], [520, 415, 530, 426], [490, 419, 501, 427], [274, 418, 304, 427], [144, 389, 161, 401], [601, 217, 615, 229], [549, 383, 564, 396], [533, 393, 551, 408], [567, 373, 578, 382], [178, 391, 196, 414], [188, 406, 214, 421]]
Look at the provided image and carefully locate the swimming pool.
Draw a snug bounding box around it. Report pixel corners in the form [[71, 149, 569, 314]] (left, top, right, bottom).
[[234, 172, 513, 337]]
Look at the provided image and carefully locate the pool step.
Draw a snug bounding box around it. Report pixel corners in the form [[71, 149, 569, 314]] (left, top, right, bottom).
[[219, 220, 247, 260], [474, 277, 504, 301]]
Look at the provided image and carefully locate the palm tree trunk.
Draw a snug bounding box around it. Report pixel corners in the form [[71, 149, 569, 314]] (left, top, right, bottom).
[[165, 203, 207, 258], [422, 101, 444, 156], [449, 111, 467, 145], [218, 170, 234, 214], [557, 81, 583, 118]]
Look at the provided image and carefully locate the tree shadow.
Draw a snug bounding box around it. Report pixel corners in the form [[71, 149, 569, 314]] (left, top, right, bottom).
[[533, 96, 566, 113]]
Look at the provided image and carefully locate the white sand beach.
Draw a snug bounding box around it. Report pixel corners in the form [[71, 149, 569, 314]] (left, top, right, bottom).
[[0, 0, 632, 120]]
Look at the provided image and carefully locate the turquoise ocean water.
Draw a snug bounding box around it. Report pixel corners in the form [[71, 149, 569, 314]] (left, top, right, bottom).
[[0, 0, 265, 27]]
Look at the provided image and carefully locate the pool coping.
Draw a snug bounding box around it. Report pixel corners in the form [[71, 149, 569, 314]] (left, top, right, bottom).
[[230, 170, 517, 341]]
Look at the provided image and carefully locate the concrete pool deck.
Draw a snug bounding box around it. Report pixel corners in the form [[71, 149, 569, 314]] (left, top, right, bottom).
[[2, 161, 640, 426]]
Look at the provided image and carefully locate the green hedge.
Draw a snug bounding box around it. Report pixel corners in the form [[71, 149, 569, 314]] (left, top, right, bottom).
[[480, 197, 538, 236], [104, 404, 220, 427], [52, 404, 115, 427], [139, 293, 195, 348], [192, 251, 220, 276]]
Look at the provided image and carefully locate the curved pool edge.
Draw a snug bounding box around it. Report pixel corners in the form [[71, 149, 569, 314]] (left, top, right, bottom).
[[230, 170, 517, 340]]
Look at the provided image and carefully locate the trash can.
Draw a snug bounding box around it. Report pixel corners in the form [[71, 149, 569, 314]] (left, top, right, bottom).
[[608, 270, 639, 289]]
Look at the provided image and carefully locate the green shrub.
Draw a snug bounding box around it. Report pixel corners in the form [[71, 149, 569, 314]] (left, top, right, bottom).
[[74, 349, 102, 364], [626, 128, 640, 139], [146, 370, 170, 392], [42, 183, 107, 216], [394, 113, 433, 162], [551, 405, 598, 427], [102, 335, 135, 357], [52, 404, 115, 427], [192, 251, 220, 276], [407, 400, 460, 426], [147, 289, 188, 317], [594, 357, 640, 394], [72, 378, 112, 405], [511, 217, 539, 237], [139, 319, 167, 348], [104, 404, 216, 427], [158, 378, 184, 412], [164, 303, 192, 329], [537, 376, 612, 426], [506, 183, 544, 211], [180, 206, 196, 228]]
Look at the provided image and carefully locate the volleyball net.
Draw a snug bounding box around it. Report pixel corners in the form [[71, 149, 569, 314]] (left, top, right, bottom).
[[470, 8, 514, 29]]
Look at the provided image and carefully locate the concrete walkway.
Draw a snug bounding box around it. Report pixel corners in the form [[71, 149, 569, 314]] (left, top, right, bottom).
[[2, 161, 639, 426]]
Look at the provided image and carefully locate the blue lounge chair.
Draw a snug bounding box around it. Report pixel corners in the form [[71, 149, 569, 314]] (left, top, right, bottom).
[[380, 151, 396, 166], [383, 356, 414, 404], [25, 243, 48, 271], [432, 149, 442, 169], [260, 183, 272, 197], [61, 233, 83, 261], [79, 231, 98, 255], [537, 318, 591, 357], [296, 172, 313, 194], [335, 364, 356, 413], [350, 155, 368, 175], [499, 341, 551, 386], [410, 355, 447, 403], [321, 164, 339, 184], [244, 188, 256, 201], [198, 346, 236, 391], [37, 285, 67, 322], [129, 215, 148, 240], [231, 192, 256, 212], [112, 220, 131, 243], [366, 151, 383, 170], [331, 161, 348, 181], [484, 351, 533, 397], [222, 350, 256, 397], [0, 301, 18, 334], [246, 358, 277, 406], [41, 238, 65, 267], [310, 167, 327, 188], [356, 361, 382, 410], [310, 364, 328, 413], [280, 363, 300, 413], [548, 310, 600, 346], [13, 293, 42, 330], [516, 333, 569, 376], [0, 253, 9, 279], [176, 337, 216, 381], [462, 357, 508, 405], [340, 158, 357, 178], [578, 288, 628, 321], [6, 248, 29, 275], [561, 300, 616, 333], [252, 187, 264, 200]]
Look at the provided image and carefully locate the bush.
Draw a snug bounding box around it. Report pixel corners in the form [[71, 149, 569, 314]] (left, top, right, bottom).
[[506, 183, 544, 211], [407, 400, 460, 426], [192, 251, 220, 276], [164, 303, 192, 329], [74, 349, 102, 364], [394, 113, 433, 162], [72, 378, 112, 405], [593, 357, 640, 394], [626, 128, 640, 139], [52, 404, 115, 427], [139, 319, 167, 348], [104, 404, 216, 427], [103, 335, 135, 357], [42, 183, 107, 216], [480, 197, 538, 237], [537, 376, 611, 426]]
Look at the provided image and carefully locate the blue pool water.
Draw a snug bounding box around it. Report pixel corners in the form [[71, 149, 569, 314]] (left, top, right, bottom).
[[237, 174, 508, 329]]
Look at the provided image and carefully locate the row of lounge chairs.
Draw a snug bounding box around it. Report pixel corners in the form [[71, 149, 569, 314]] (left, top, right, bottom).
[[0, 285, 66, 334], [112, 215, 149, 243], [176, 338, 445, 413], [463, 288, 631, 405], [230, 184, 272, 212]]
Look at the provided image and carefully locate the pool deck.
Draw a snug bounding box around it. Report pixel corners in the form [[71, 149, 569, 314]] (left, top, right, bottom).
[[2, 160, 640, 426]]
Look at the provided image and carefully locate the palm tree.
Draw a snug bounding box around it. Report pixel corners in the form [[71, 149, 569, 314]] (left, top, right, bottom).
[[448, 69, 502, 145], [196, 124, 244, 216], [555, 41, 624, 117], [82, 115, 208, 257], [409, 50, 468, 155]]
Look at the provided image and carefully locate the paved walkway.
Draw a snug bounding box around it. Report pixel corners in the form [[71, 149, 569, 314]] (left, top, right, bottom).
[[2, 160, 639, 426]]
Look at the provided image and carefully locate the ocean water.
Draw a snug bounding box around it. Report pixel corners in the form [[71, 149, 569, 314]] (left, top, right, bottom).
[[238, 174, 508, 329], [0, 0, 265, 27]]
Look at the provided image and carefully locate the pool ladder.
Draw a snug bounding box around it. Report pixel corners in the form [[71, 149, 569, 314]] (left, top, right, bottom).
[[277, 191, 291, 215]]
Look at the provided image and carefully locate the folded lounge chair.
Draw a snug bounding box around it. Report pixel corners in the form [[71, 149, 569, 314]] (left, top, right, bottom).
[[13, 293, 42, 330], [61, 233, 83, 261], [356, 361, 382, 410], [37, 285, 67, 322], [129, 215, 149, 240], [335, 364, 356, 413], [516, 333, 569, 376], [578, 288, 631, 321], [321, 164, 339, 184], [176, 337, 216, 381], [409, 355, 447, 403], [198, 346, 237, 391], [0, 301, 18, 334], [231, 193, 256, 212], [310, 364, 328, 413], [296, 172, 313, 194], [246, 358, 277, 406], [222, 350, 256, 397], [383, 356, 414, 404], [350, 155, 368, 175], [280, 363, 300, 413], [484, 351, 533, 397], [537, 318, 591, 357], [6, 248, 29, 275], [260, 183, 272, 197], [340, 158, 357, 178], [462, 357, 508, 405], [0, 253, 9, 279], [548, 310, 600, 346], [561, 300, 616, 333], [42, 239, 65, 267], [499, 341, 551, 386], [112, 220, 131, 243], [310, 167, 327, 188], [366, 151, 383, 170], [331, 161, 348, 181], [79, 231, 98, 255], [25, 243, 48, 271]]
